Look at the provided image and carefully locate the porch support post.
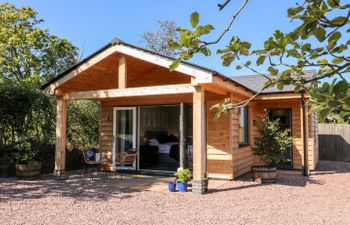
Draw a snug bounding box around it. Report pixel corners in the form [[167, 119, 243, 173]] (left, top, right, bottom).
[[192, 86, 208, 194], [301, 91, 309, 176], [118, 55, 127, 89], [55, 97, 68, 177], [179, 103, 185, 169]]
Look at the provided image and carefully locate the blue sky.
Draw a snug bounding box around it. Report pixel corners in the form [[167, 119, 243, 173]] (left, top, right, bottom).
[[7, 0, 306, 76]]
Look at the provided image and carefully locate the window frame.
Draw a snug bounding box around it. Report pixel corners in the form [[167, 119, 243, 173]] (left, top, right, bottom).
[[239, 106, 250, 147]]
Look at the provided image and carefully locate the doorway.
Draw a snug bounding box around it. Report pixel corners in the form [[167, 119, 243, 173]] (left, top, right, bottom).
[[112, 107, 137, 171], [268, 109, 293, 169]]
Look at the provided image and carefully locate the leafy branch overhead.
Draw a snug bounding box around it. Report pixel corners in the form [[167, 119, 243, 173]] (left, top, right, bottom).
[[168, 0, 350, 121]]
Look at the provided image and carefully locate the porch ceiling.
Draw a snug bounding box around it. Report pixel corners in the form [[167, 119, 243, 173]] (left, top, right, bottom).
[[56, 53, 191, 94]]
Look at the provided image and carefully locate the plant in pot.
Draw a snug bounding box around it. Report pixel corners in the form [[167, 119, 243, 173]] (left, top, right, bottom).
[[251, 116, 292, 183], [175, 168, 191, 192], [13, 140, 42, 180]]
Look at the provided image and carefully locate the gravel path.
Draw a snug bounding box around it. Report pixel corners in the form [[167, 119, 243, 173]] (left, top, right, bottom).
[[1, 161, 350, 225]]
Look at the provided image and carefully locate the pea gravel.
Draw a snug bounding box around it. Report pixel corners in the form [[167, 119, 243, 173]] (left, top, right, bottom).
[[1, 161, 349, 225]]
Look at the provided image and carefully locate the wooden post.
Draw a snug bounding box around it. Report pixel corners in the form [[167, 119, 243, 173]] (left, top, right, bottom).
[[118, 55, 127, 89], [55, 97, 67, 177], [192, 86, 208, 194], [179, 103, 185, 169]]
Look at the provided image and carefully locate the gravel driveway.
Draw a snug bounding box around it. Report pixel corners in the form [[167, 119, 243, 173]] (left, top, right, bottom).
[[1, 161, 349, 225]]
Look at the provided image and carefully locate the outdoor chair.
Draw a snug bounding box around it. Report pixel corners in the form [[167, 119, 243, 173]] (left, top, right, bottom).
[[83, 148, 104, 180], [114, 149, 139, 180]]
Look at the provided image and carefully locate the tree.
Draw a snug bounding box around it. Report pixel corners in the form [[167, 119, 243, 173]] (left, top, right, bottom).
[[0, 3, 99, 168], [0, 2, 78, 86], [140, 20, 180, 57], [168, 0, 350, 121]]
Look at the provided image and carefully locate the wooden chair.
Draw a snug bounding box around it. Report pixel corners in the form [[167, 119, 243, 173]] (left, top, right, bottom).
[[115, 149, 139, 180]]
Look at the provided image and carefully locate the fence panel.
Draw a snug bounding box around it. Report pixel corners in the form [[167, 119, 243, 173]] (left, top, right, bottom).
[[318, 123, 350, 162]]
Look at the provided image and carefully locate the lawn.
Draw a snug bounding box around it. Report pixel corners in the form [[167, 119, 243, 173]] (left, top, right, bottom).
[[0, 161, 349, 225]]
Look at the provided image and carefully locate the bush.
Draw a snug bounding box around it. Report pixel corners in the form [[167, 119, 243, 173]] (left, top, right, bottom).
[[251, 116, 293, 166]]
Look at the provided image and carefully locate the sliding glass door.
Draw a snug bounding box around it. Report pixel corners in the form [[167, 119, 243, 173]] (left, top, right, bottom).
[[113, 107, 137, 170]]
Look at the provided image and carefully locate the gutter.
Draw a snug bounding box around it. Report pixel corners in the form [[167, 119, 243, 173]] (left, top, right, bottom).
[[301, 90, 310, 176]]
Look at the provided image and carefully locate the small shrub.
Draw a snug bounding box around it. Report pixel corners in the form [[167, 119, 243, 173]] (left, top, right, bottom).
[[252, 116, 293, 166]]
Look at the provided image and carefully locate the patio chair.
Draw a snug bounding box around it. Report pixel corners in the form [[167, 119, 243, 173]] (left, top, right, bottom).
[[83, 148, 102, 180], [115, 149, 139, 180]]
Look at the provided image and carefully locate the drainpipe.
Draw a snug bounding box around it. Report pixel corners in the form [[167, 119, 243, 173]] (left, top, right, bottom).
[[301, 90, 310, 176]]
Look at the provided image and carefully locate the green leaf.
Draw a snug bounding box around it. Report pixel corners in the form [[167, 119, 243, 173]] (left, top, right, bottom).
[[169, 59, 180, 71], [168, 40, 180, 49], [333, 80, 349, 98], [332, 57, 344, 64], [317, 59, 328, 65], [179, 31, 192, 48], [277, 82, 284, 90], [328, 31, 341, 43], [329, 16, 347, 26], [199, 47, 211, 56], [314, 27, 326, 42], [287, 6, 304, 16], [319, 107, 332, 121], [245, 60, 252, 66], [190, 12, 199, 28], [195, 24, 214, 36], [268, 66, 279, 75], [327, 0, 340, 8], [256, 55, 266, 66], [287, 49, 301, 58], [236, 65, 242, 70], [221, 53, 236, 67], [301, 43, 311, 51]]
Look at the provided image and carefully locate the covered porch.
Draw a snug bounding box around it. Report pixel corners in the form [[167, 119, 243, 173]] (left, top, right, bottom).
[[43, 40, 252, 194]]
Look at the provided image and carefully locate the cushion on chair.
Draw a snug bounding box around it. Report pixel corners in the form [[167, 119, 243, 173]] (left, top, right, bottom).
[[85, 148, 97, 161]]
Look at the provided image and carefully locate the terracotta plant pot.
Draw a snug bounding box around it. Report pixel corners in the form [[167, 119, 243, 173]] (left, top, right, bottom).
[[252, 165, 277, 183], [16, 162, 42, 180]]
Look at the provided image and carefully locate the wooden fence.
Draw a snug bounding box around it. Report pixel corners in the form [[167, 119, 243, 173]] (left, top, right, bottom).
[[318, 123, 350, 162]]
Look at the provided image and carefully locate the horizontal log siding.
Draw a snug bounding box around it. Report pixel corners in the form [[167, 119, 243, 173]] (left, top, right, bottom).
[[206, 99, 234, 180], [98, 94, 318, 176]]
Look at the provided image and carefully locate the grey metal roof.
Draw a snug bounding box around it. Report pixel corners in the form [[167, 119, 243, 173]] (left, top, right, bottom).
[[230, 71, 316, 94]]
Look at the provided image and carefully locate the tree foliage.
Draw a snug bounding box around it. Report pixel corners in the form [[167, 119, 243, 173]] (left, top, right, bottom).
[[67, 100, 100, 151], [0, 83, 54, 162], [0, 3, 99, 168], [0, 2, 78, 86], [140, 20, 180, 57], [168, 0, 350, 121]]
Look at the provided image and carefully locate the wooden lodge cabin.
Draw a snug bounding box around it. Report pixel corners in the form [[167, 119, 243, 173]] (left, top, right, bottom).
[[42, 39, 319, 194]]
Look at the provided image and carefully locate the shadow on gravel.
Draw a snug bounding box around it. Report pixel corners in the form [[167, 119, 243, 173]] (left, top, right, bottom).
[[0, 173, 159, 202], [209, 161, 350, 194]]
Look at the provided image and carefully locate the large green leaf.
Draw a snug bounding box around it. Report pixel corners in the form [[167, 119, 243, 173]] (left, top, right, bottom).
[[314, 27, 326, 42], [169, 59, 180, 71], [256, 55, 267, 66], [190, 12, 199, 28], [333, 80, 349, 98]]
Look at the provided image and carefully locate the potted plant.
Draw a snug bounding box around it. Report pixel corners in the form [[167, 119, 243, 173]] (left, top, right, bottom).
[[176, 168, 191, 192], [168, 178, 177, 192], [13, 140, 42, 180], [251, 116, 292, 183]]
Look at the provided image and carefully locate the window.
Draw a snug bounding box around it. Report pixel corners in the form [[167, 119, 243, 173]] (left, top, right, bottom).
[[239, 106, 249, 146]]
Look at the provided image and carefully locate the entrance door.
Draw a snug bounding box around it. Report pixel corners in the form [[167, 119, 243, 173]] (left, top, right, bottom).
[[113, 107, 137, 171], [269, 109, 293, 169]]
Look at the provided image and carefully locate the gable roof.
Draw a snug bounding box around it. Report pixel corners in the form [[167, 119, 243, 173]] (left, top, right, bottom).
[[41, 38, 313, 95], [231, 71, 316, 94], [42, 38, 254, 94]]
